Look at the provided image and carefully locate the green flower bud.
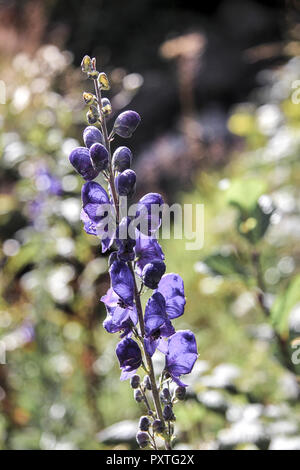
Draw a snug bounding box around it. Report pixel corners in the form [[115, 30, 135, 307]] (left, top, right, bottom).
[[81, 55, 92, 73], [98, 72, 110, 90], [88, 70, 100, 80], [83, 92, 96, 105], [102, 97, 112, 116], [87, 105, 99, 125]]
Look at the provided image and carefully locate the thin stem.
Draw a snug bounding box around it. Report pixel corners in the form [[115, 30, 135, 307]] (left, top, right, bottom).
[[128, 264, 165, 424], [138, 385, 152, 415], [92, 77, 119, 222], [252, 251, 294, 373]]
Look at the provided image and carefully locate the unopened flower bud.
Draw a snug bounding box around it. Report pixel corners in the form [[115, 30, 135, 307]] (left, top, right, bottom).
[[87, 106, 99, 125], [115, 169, 136, 197], [175, 386, 186, 400], [88, 70, 100, 80], [134, 389, 143, 403], [139, 416, 150, 431], [142, 260, 166, 289], [152, 419, 165, 433], [83, 126, 103, 148], [136, 431, 149, 448], [81, 55, 92, 73], [101, 97, 112, 115], [143, 375, 151, 390], [98, 72, 110, 90], [69, 147, 99, 181], [112, 146, 132, 172], [130, 374, 140, 389], [163, 404, 174, 421], [89, 143, 108, 172], [83, 92, 96, 105], [161, 387, 171, 403], [113, 110, 141, 138]]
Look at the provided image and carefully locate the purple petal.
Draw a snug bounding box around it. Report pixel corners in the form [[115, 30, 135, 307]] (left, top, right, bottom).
[[83, 126, 104, 148], [116, 337, 142, 380], [69, 147, 99, 180], [144, 337, 159, 357], [166, 330, 198, 385], [80, 209, 97, 236], [144, 292, 167, 337], [134, 231, 164, 276], [156, 273, 186, 319], [100, 287, 118, 313], [136, 193, 164, 235], [81, 181, 110, 223], [109, 260, 134, 307]]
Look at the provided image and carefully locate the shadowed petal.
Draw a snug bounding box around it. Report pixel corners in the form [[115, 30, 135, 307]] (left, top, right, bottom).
[[156, 273, 186, 319], [109, 260, 134, 307], [144, 292, 167, 337], [166, 330, 198, 386]]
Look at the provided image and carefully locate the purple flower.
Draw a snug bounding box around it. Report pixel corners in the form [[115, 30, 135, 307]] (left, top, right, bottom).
[[115, 169, 136, 197], [89, 143, 109, 172], [81, 181, 115, 252], [81, 181, 110, 223], [116, 337, 142, 380], [109, 259, 135, 307], [112, 146, 132, 172], [136, 193, 164, 235], [69, 147, 99, 180], [101, 287, 137, 337], [165, 330, 198, 387], [134, 231, 164, 276], [113, 110, 141, 138], [116, 217, 136, 262], [83, 125, 104, 148], [142, 260, 166, 289], [144, 292, 175, 356], [155, 273, 185, 319]]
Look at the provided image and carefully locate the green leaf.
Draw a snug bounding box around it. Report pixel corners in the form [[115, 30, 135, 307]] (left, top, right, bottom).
[[271, 275, 300, 335], [236, 203, 274, 245], [203, 250, 249, 279], [226, 178, 267, 213]]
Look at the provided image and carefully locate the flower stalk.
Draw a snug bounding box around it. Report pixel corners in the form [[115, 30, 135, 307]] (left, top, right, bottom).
[[68, 55, 198, 450]]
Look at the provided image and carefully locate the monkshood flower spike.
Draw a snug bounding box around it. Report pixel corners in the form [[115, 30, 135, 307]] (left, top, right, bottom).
[[68, 55, 198, 450]]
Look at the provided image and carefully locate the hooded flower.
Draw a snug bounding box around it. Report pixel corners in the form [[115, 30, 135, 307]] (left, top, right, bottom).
[[69, 147, 100, 181], [144, 292, 175, 356], [101, 287, 138, 337], [134, 231, 164, 276], [81, 181, 115, 252], [113, 111, 141, 138], [136, 193, 164, 236], [83, 125, 104, 148], [116, 337, 142, 380], [112, 146, 132, 172], [142, 260, 166, 289], [165, 330, 198, 387], [155, 273, 185, 319], [109, 259, 135, 307], [115, 169, 136, 197]]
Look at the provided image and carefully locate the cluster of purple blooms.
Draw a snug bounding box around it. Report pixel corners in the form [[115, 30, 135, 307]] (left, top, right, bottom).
[[68, 56, 198, 449]]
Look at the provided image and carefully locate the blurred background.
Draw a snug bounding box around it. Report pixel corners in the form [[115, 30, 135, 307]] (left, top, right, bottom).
[[1, 0, 300, 450]]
